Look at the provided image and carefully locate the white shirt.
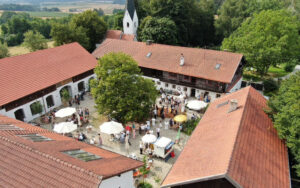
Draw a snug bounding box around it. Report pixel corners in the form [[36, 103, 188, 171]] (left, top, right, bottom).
[[156, 127, 160, 132]]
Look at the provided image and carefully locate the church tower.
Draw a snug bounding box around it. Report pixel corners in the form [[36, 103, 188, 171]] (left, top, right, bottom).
[[123, 0, 138, 35]]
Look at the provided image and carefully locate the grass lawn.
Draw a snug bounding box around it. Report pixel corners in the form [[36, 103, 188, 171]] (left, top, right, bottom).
[[243, 64, 289, 82], [8, 41, 55, 56], [26, 11, 70, 18]]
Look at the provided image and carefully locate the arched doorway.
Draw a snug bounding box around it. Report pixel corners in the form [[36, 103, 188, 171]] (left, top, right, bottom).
[[60, 86, 72, 103], [46, 95, 55, 108], [14, 109, 25, 121], [77, 81, 85, 92]]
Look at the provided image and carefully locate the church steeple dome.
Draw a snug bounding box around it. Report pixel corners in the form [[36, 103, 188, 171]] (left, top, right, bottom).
[[123, 0, 138, 35]]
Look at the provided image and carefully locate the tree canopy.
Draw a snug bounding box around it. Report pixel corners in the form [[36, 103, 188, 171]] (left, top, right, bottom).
[[136, 0, 215, 47], [91, 52, 158, 124], [267, 72, 300, 177], [215, 0, 285, 40], [22, 30, 48, 52], [139, 16, 178, 45], [0, 42, 9, 59], [221, 10, 300, 76], [51, 10, 107, 52]]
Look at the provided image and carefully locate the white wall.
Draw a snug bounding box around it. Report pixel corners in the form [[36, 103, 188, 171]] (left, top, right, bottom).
[[123, 10, 138, 35], [99, 171, 135, 188], [0, 74, 96, 122], [228, 77, 243, 93]]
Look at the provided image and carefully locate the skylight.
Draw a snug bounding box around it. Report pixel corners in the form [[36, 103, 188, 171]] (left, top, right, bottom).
[[217, 100, 229, 108], [146, 52, 152, 58], [63, 149, 101, 162], [215, 63, 221, 70], [0, 124, 23, 131], [19, 134, 52, 142]]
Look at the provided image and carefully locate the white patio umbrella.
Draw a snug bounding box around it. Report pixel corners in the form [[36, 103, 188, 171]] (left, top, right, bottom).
[[53, 122, 77, 134], [55, 107, 76, 118], [187, 100, 208, 111], [100, 121, 124, 135], [142, 134, 157, 143]]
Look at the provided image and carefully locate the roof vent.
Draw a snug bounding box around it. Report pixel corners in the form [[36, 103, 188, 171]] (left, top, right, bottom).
[[146, 40, 152, 45], [228, 99, 238, 113], [215, 63, 221, 70], [146, 52, 152, 58], [180, 53, 185, 66]]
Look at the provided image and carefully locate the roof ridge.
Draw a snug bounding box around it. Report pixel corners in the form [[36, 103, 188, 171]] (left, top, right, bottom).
[[0, 135, 102, 182], [225, 86, 252, 176]]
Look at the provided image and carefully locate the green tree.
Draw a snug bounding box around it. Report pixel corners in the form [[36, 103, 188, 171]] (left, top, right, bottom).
[[139, 17, 178, 45], [222, 10, 300, 76], [93, 8, 104, 16], [267, 72, 300, 177], [50, 23, 89, 49], [91, 52, 158, 124], [22, 30, 48, 52], [215, 0, 285, 40], [70, 10, 107, 52], [0, 11, 17, 24], [0, 42, 9, 59], [113, 12, 124, 30]]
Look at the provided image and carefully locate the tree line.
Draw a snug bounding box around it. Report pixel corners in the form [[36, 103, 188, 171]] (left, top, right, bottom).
[[0, 4, 61, 12]]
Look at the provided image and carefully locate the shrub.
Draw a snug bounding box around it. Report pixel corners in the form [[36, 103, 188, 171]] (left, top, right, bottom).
[[30, 101, 43, 115], [284, 63, 296, 72], [263, 79, 278, 93], [138, 182, 152, 188]]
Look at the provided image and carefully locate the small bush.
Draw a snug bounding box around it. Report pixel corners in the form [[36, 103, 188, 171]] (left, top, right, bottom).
[[138, 182, 152, 188], [182, 118, 200, 135], [263, 79, 278, 93], [284, 64, 295, 72]]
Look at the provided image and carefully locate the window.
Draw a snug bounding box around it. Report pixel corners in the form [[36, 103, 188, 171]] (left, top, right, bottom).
[[217, 100, 229, 108], [0, 124, 23, 131], [169, 73, 177, 78], [63, 149, 101, 162], [46, 95, 54, 108], [127, 22, 129, 27], [184, 75, 189, 80], [19, 134, 52, 142], [165, 83, 169, 87], [184, 87, 187, 91], [172, 85, 176, 89], [157, 81, 161, 85], [216, 94, 221, 98], [146, 52, 152, 58], [134, 22, 136, 27], [215, 64, 221, 70]]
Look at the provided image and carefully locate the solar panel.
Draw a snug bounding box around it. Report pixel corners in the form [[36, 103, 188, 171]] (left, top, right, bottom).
[[19, 134, 52, 142], [63, 149, 101, 162], [0, 124, 23, 131]]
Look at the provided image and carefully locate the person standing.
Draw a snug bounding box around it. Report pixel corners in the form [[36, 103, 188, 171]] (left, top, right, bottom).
[[98, 133, 102, 146], [139, 141, 144, 155], [153, 108, 157, 119], [156, 127, 160, 138], [125, 134, 131, 156], [132, 123, 136, 139]]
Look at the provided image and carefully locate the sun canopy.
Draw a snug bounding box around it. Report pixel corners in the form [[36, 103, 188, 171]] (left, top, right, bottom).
[[55, 107, 76, 118], [142, 134, 157, 143], [187, 100, 208, 111], [53, 122, 77, 134], [174, 114, 187, 123], [100, 121, 124, 134]]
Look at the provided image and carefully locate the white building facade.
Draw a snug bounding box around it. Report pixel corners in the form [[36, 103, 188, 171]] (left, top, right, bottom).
[[123, 0, 138, 35]]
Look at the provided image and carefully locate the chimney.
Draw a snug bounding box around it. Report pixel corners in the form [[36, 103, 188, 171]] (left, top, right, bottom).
[[180, 53, 185, 66], [228, 99, 238, 112], [146, 40, 152, 45]]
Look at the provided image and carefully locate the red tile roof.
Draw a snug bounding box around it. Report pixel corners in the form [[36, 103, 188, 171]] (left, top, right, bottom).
[[106, 30, 135, 41], [0, 43, 98, 107], [92, 39, 243, 83], [0, 115, 143, 187], [161, 87, 290, 188]]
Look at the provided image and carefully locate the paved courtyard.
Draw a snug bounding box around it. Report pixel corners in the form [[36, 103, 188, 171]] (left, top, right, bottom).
[[35, 92, 201, 187]]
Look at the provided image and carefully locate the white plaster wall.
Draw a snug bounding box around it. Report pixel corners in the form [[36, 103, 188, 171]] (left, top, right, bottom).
[[228, 77, 242, 93], [0, 74, 96, 122], [99, 171, 134, 188], [123, 10, 138, 35]]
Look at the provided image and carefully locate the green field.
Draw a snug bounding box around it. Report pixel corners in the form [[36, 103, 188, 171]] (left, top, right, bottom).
[[26, 11, 71, 18]]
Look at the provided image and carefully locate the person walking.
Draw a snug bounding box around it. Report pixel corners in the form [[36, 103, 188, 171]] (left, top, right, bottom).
[[156, 127, 160, 138], [125, 134, 130, 156]]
